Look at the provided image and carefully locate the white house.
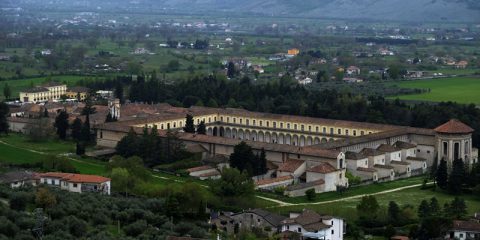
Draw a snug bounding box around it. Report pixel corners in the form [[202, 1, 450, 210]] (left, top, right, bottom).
[[377, 144, 402, 164], [446, 220, 480, 240], [0, 171, 39, 188], [306, 163, 344, 192], [281, 209, 344, 240], [360, 148, 386, 167], [40, 172, 111, 195], [277, 159, 307, 180]]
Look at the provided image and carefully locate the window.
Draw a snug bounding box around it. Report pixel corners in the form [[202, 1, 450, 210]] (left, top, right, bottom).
[[301, 125, 305, 131], [427, 150, 430, 154], [294, 124, 297, 130], [253, 120, 256, 125], [240, 118, 242, 124], [346, 130, 349, 136], [443, 142, 448, 155], [280, 122, 283, 128], [259, 120, 262, 126], [266, 121, 269, 127], [227, 117, 230, 123], [308, 126, 311, 132], [323, 127, 326, 133], [298, 228, 301, 233], [73, 183, 78, 188], [331, 229, 334, 234], [287, 123, 290, 129], [465, 141, 470, 153], [246, 119, 249, 125], [316, 126, 319, 132], [338, 129, 342, 135], [353, 130, 357, 136], [330, 128, 334, 134], [361, 131, 365, 135], [233, 118, 236, 124]]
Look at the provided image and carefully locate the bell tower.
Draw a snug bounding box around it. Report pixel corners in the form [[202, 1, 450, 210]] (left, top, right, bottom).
[[434, 119, 475, 168]]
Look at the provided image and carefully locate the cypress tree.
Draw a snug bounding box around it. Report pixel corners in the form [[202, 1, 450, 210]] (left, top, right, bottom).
[[448, 158, 465, 194], [436, 159, 448, 189], [0, 102, 9, 135], [183, 114, 195, 133], [71, 118, 82, 141], [418, 200, 431, 219], [196, 121, 206, 135], [54, 110, 69, 140]]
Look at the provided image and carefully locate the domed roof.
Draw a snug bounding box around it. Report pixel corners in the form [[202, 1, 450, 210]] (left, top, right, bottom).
[[434, 119, 474, 134]]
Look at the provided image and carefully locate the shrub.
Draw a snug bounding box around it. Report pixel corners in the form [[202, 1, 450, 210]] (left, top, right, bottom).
[[305, 189, 316, 201], [124, 220, 148, 237], [9, 192, 29, 211]]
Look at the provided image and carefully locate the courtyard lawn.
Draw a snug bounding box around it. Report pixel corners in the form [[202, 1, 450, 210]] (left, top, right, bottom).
[[271, 186, 480, 223], [389, 77, 480, 105]]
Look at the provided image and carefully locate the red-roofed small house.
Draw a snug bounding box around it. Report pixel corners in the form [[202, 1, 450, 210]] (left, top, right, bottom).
[[40, 172, 111, 195]]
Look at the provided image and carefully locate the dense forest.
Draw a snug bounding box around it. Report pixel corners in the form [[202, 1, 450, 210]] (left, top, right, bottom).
[[87, 74, 480, 147]]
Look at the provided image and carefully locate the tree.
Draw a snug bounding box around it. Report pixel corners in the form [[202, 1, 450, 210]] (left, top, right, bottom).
[[227, 61, 235, 78], [110, 168, 132, 196], [26, 118, 53, 142], [3, 83, 11, 99], [229, 141, 256, 176], [305, 189, 316, 201], [76, 141, 85, 155], [356, 195, 380, 220], [418, 200, 431, 219], [448, 158, 465, 194], [0, 102, 9, 135], [387, 201, 400, 224], [436, 159, 448, 189], [196, 121, 206, 135], [35, 188, 57, 209], [9, 192, 29, 211], [54, 110, 69, 140], [183, 114, 195, 133], [116, 128, 139, 158], [445, 197, 468, 219], [115, 82, 124, 104], [257, 148, 267, 175], [211, 168, 255, 209], [71, 118, 82, 141], [429, 197, 441, 216]]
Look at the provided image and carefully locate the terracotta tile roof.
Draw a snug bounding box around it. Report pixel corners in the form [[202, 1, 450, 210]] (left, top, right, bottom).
[[21, 87, 49, 93], [40, 172, 110, 183], [345, 151, 367, 160], [198, 170, 220, 177], [357, 167, 377, 172], [360, 148, 384, 157], [390, 161, 410, 166], [406, 156, 427, 162], [255, 175, 293, 186], [434, 119, 474, 134], [285, 180, 324, 191], [278, 159, 305, 172], [186, 165, 214, 173], [451, 220, 480, 232], [281, 209, 330, 232], [308, 163, 337, 174], [374, 164, 394, 170], [377, 144, 401, 153], [393, 141, 416, 149]]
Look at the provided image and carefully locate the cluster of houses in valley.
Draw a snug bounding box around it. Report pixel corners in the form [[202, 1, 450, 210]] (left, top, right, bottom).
[[211, 208, 345, 240], [0, 171, 111, 195]]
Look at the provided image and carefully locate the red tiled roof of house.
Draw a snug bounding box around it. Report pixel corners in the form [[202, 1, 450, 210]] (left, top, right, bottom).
[[434, 119, 474, 134], [255, 175, 293, 186], [308, 163, 337, 174], [451, 220, 480, 232], [40, 172, 110, 183], [278, 159, 305, 173]]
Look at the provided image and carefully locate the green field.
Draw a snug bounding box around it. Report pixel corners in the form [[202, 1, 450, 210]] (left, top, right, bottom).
[[390, 77, 480, 105], [271, 186, 480, 223], [0, 75, 98, 100]]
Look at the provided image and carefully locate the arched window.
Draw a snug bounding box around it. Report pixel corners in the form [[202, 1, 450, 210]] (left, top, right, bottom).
[[443, 142, 448, 155], [454, 142, 460, 160]]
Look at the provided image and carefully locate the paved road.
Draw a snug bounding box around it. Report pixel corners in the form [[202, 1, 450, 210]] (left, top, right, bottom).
[[257, 183, 427, 208]]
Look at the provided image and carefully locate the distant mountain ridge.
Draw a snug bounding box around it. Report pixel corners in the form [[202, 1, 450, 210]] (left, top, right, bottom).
[[4, 0, 480, 22], [158, 0, 480, 22]]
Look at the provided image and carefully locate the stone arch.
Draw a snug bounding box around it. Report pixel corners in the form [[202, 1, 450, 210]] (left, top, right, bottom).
[[245, 130, 251, 140], [314, 137, 320, 144], [251, 130, 258, 141], [286, 134, 292, 145], [272, 132, 278, 144], [238, 129, 244, 140], [265, 132, 271, 143], [207, 127, 213, 136], [292, 135, 299, 146], [321, 138, 328, 143], [329, 138, 334, 142], [300, 135, 306, 147], [306, 136, 313, 146], [225, 128, 232, 138], [219, 127, 225, 137], [232, 128, 238, 139], [213, 127, 218, 136], [278, 133, 285, 144], [258, 131, 265, 142]]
